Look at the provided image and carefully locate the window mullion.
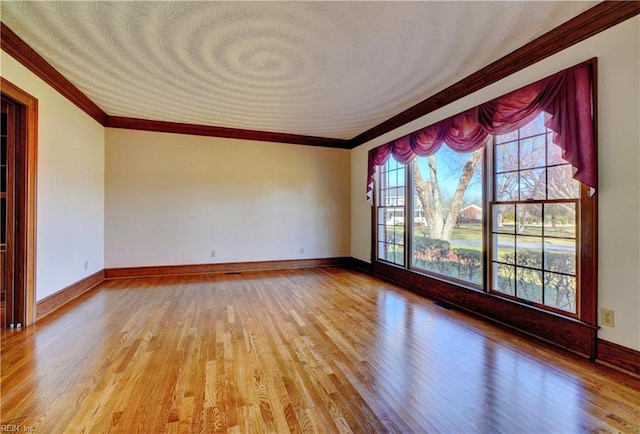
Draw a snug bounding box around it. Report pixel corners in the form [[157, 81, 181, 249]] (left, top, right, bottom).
[[484, 140, 493, 292]]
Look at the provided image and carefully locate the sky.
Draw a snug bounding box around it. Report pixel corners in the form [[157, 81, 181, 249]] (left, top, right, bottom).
[[413, 146, 483, 206]]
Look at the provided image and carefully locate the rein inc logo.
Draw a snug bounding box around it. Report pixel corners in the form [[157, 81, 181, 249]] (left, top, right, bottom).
[[1, 425, 35, 433]]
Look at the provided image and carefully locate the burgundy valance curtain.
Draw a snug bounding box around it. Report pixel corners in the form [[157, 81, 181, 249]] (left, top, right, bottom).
[[366, 61, 595, 203]]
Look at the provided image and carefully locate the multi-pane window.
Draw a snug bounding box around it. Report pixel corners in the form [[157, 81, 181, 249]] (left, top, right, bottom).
[[376, 157, 405, 266], [374, 112, 583, 317], [491, 113, 579, 314]]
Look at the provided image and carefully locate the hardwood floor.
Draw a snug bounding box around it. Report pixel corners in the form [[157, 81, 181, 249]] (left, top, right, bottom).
[[2, 268, 640, 433]]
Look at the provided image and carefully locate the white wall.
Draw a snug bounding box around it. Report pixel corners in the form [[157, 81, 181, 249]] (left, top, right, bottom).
[[1, 51, 105, 301], [105, 129, 350, 268], [351, 17, 640, 351]]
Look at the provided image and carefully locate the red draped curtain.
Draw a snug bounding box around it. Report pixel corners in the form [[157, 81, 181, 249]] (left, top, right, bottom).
[[366, 61, 595, 203]]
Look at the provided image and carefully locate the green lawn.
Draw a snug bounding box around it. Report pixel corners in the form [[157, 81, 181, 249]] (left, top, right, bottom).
[[451, 224, 483, 240]]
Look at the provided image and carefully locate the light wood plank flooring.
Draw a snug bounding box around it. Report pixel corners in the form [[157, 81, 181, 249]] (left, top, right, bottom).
[[2, 267, 640, 433]]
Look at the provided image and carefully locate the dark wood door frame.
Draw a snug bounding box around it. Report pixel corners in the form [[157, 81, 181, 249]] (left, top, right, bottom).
[[1, 78, 37, 327], [2, 98, 16, 327]]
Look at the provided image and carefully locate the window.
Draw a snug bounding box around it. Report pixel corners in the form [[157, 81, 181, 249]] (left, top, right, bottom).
[[374, 112, 588, 318], [491, 113, 579, 314], [376, 157, 405, 266]]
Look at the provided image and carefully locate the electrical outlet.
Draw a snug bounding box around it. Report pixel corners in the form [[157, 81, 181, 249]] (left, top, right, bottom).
[[601, 308, 615, 327], [84, 260, 88, 270], [300, 247, 304, 255], [211, 250, 216, 258]]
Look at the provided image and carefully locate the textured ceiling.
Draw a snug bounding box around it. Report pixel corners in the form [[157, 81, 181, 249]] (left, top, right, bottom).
[[1, 1, 597, 140]]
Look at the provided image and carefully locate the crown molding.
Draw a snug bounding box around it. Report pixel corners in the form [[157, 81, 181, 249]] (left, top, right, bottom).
[[105, 116, 351, 148], [1, 22, 108, 125], [348, 1, 640, 148]]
